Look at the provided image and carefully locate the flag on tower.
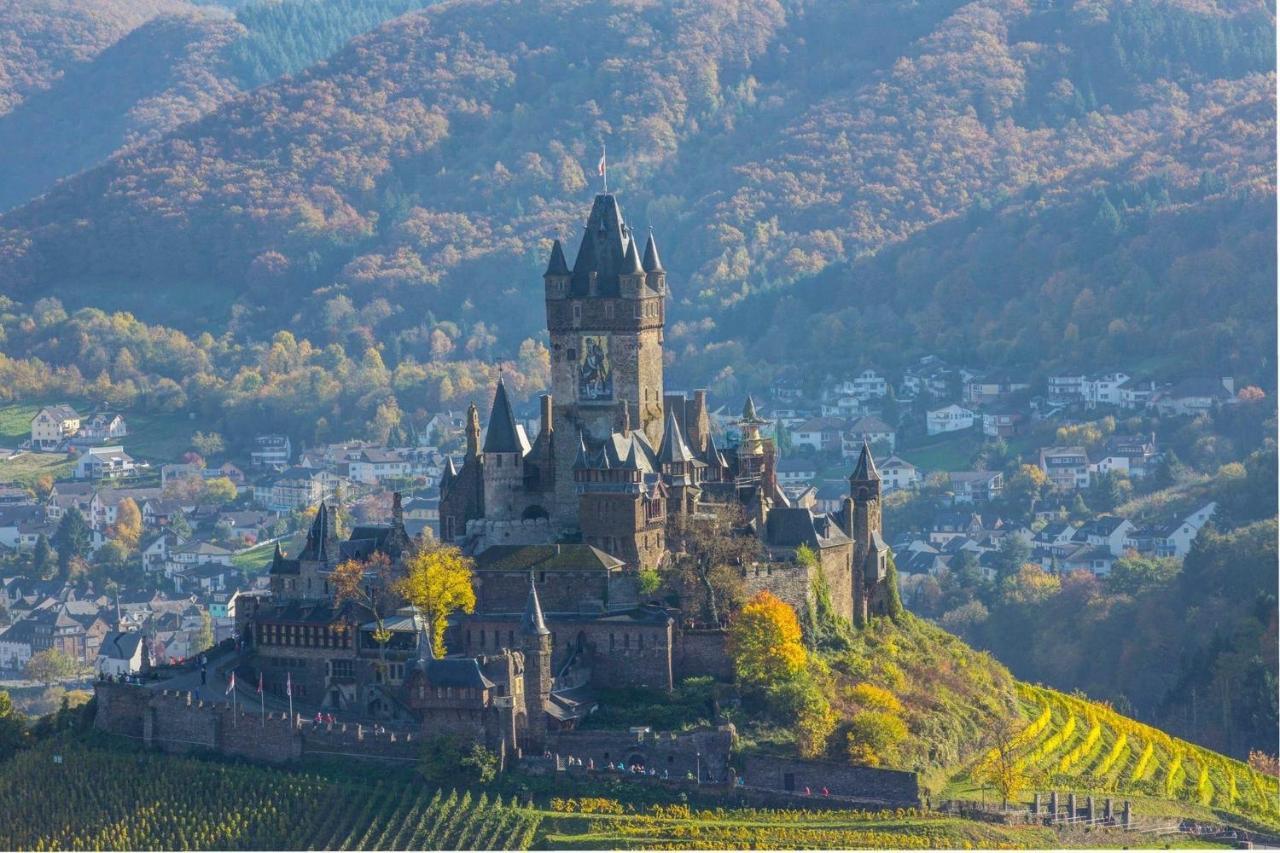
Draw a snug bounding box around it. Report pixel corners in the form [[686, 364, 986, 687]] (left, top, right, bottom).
[[257, 672, 263, 694], [286, 672, 292, 698], [597, 148, 606, 177], [225, 672, 235, 695]]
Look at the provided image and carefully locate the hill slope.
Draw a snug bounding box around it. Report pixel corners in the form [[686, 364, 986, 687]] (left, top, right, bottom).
[[0, 0, 1272, 390]]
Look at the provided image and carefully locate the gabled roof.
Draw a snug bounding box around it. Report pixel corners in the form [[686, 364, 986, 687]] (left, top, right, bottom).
[[482, 378, 528, 454]]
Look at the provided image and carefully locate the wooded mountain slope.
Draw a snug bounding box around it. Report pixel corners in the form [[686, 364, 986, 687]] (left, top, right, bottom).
[[0, 0, 1273, 396]]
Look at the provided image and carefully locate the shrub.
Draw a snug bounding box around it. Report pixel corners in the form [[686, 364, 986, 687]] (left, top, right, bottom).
[[847, 710, 909, 767], [849, 683, 903, 715]]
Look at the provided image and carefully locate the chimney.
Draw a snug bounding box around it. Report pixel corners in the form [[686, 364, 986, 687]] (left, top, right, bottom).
[[392, 491, 403, 528], [539, 394, 553, 437]]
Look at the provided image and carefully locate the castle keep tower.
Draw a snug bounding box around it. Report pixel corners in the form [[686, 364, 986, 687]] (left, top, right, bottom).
[[847, 439, 890, 624], [544, 194, 667, 525]]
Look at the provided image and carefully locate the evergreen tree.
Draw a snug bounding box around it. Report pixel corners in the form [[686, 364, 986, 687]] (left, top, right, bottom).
[[51, 508, 92, 577], [31, 534, 55, 579]]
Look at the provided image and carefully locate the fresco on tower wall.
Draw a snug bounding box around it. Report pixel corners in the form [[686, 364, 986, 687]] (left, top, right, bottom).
[[578, 334, 613, 402]]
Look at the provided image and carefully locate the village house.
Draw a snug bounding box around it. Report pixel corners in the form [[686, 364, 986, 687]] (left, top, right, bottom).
[[30, 404, 81, 450], [792, 416, 847, 453], [844, 415, 896, 454], [74, 446, 140, 480], [1118, 378, 1160, 410], [1125, 502, 1217, 558], [346, 448, 414, 484], [1106, 434, 1159, 478], [95, 631, 149, 678], [1046, 374, 1085, 406], [946, 471, 1003, 504], [963, 373, 1031, 405], [165, 540, 235, 578], [981, 407, 1025, 438], [1152, 377, 1236, 417], [250, 434, 292, 469], [0, 506, 52, 551], [1039, 446, 1091, 491], [775, 457, 818, 485], [1083, 372, 1131, 408], [77, 412, 128, 442], [253, 467, 338, 513], [879, 456, 921, 492], [1079, 515, 1137, 557], [926, 404, 976, 436]]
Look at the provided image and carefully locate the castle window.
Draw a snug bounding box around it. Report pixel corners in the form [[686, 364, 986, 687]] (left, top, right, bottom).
[[508, 630, 514, 646], [538, 571, 546, 583], [604, 302, 614, 320], [634, 302, 642, 318], [572, 303, 582, 323], [609, 633, 615, 650], [479, 631, 486, 647], [638, 634, 644, 650], [465, 629, 471, 647], [493, 630, 500, 648], [568, 347, 577, 361], [623, 633, 630, 649]]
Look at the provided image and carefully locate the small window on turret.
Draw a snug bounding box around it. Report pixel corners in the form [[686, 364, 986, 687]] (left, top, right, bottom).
[[567, 348, 577, 361], [605, 302, 614, 319], [572, 303, 582, 323]]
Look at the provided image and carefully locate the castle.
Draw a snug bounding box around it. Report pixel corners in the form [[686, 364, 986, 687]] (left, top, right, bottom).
[[222, 193, 896, 759]]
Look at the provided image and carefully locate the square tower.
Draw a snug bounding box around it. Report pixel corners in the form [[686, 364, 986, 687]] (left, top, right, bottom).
[[544, 194, 667, 525]]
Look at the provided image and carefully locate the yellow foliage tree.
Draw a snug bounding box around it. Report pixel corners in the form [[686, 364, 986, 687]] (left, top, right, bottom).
[[727, 591, 807, 689], [110, 498, 142, 552], [397, 543, 477, 657]]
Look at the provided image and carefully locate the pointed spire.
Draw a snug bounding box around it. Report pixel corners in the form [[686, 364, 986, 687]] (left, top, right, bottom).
[[440, 455, 458, 487], [742, 394, 764, 423], [521, 574, 550, 636], [621, 236, 643, 275], [642, 229, 664, 272], [544, 239, 570, 277], [482, 377, 522, 454], [658, 412, 696, 464], [851, 438, 880, 482]]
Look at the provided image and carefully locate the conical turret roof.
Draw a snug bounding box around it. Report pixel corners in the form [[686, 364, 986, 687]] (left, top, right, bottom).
[[741, 394, 764, 423], [642, 230, 664, 272], [482, 377, 523, 454], [544, 239, 570, 276], [851, 438, 880, 482], [621, 236, 643, 275]]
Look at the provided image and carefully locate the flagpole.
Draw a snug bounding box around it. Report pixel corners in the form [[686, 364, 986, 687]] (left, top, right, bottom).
[[287, 672, 294, 728], [259, 673, 265, 727]]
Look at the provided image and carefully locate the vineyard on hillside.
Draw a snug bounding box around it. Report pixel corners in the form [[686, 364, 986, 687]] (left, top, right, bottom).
[[0, 745, 537, 851], [964, 683, 1280, 825]]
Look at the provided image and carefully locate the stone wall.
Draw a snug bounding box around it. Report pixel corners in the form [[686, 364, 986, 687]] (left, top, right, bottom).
[[673, 629, 733, 682], [94, 682, 418, 765], [549, 727, 734, 782], [741, 563, 810, 616], [737, 753, 919, 806]]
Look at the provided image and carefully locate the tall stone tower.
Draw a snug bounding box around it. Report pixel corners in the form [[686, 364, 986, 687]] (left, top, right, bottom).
[[848, 439, 889, 624], [544, 194, 667, 525], [520, 576, 552, 749]]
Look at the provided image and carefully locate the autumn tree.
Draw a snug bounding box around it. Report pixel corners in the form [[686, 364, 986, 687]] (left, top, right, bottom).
[[110, 498, 142, 552], [727, 591, 807, 690], [191, 432, 226, 457], [330, 552, 399, 646], [975, 713, 1030, 808], [666, 504, 760, 626], [397, 543, 477, 657], [25, 649, 79, 686], [203, 477, 238, 505]]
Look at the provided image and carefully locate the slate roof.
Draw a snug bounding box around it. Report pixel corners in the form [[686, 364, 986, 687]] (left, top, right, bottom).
[[473, 544, 624, 574], [851, 440, 879, 481], [765, 507, 850, 549], [544, 239, 570, 277], [569, 194, 640, 298], [483, 378, 528, 454], [425, 657, 495, 689], [642, 231, 663, 272], [99, 631, 144, 661]]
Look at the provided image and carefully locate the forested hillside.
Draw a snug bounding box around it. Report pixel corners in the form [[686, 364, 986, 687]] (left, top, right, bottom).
[[0, 0, 1273, 411], [0, 0, 440, 212]]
